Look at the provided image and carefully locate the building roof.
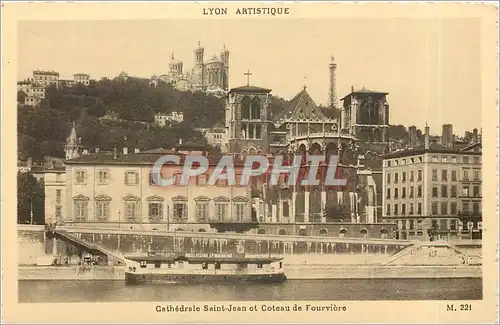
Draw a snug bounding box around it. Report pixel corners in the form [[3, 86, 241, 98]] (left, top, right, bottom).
[[33, 70, 60, 76], [229, 85, 272, 94], [64, 152, 249, 167], [273, 86, 325, 123], [384, 142, 482, 159], [74, 73, 90, 77], [340, 87, 389, 101]]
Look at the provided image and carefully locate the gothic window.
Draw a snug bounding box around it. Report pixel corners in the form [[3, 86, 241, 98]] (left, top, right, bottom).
[[282, 201, 289, 218], [251, 97, 261, 120], [241, 96, 251, 120]]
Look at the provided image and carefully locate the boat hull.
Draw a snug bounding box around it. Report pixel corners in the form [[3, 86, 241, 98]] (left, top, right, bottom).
[[125, 272, 287, 284]]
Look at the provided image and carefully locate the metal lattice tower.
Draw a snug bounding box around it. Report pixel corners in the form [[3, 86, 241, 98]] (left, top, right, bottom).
[[328, 56, 338, 109]]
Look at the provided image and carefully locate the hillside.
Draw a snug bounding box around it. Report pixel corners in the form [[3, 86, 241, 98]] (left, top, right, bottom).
[[17, 78, 227, 162]]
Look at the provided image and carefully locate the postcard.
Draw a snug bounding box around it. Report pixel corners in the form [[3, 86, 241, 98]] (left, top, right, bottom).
[[1, 1, 498, 323]]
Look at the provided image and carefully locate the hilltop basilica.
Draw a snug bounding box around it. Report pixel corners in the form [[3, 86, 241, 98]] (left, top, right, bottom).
[[150, 42, 229, 96]]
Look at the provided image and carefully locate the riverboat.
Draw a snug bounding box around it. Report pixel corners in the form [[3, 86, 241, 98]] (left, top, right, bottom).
[[124, 253, 287, 284]]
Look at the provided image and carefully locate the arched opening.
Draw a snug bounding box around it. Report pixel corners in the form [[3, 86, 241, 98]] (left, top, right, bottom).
[[176, 228, 184, 232], [241, 96, 251, 120], [360, 228, 368, 238], [198, 229, 206, 232], [298, 229, 307, 236], [319, 228, 328, 236], [339, 228, 348, 238], [310, 188, 322, 222], [279, 229, 287, 235], [325, 142, 338, 163], [250, 97, 261, 120], [380, 229, 388, 239], [257, 229, 266, 235], [282, 201, 290, 218], [310, 142, 322, 155], [298, 143, 307, 163], [248, 147, 257, 155]]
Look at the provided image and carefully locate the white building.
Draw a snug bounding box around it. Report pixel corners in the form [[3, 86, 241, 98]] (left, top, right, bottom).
[[154, 112, 184, 127]]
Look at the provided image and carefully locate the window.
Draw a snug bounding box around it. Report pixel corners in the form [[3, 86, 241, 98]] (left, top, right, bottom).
[[409, 171, 414, 182], [451, 185, 457, 197], [441, 202, 448, 215], [125, 171, 138, 185], [462, 202, 470, 213], [195, 202, 209, 222], [386, 204, 391, 216], [462, 186, 469, 197], [393, 204, 398, 215], [432, 187, 438, 197], [441, 185, 448, 198], [386, 173, 391, 184], [463, 169, 469, 181], [451, 170, 457, 181], [394, 173, 399, 183], [409, 186, 414, 198], [74, 199, 88, 221], [96, 201, 110, 221], [197, 174, 207, 186], [402, 172, 406, 183], [402, 187, 406, 199], [472, 203, 480, 215], [173, 203, 187, 221], [432, 169, 438, 181], [432, 156, 439, 163], [148, 202, 163, 221], [216, 202, 228, 221], [417, 170, 422, 181], [417, 185, 422, 198], [431, 202, 438, 215], [451, 156, 457, 163], [409, 203, 414, 215], [473, 186, 480, 197], [417, 203, 422, 215], [75, 170, 86, 184], [97, 170, 109, 185], [473, 169, 480, 181], [417, 156, 423, 163], [394, 188, 399, 199], [463, 156, 469, 164], [386, 188, 391, 199], [235, 202, 245, 221], [401, 204, 406, 215], [441, 156, 448, 163], [473, 156, 480, 164], [56, 189, 61, 204], [55, 206, 62, 219], [450, 202, 457, 215], [124, 201, 138, 222], [441, 170, 447, 181]]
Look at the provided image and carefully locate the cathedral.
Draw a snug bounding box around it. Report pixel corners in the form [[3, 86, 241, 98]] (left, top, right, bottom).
[[221, 56, 390, 225], [150, 42, 229, 95]]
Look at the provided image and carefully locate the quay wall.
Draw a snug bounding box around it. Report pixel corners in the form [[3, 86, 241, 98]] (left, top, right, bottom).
[[18, 265, 482, 281]]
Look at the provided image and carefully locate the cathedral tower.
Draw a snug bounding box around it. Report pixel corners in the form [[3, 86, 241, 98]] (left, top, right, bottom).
[[328, 56, 338, 109], [65, 121, 83, 160], [220, 45, 230, 90], [193, 42, 205, 88]]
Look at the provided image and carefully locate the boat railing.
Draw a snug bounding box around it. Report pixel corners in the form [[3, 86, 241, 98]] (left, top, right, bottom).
[[131, 267, 283, 275]]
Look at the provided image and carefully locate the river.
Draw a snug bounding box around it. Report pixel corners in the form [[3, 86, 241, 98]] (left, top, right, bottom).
[[18, 278, 481, 302]]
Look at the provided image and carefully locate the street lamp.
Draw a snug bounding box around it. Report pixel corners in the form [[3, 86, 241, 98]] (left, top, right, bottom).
[[118, 211, 121, 229]]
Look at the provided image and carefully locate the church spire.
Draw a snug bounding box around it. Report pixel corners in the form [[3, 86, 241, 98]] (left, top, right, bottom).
[[65, 121, 83, 160]]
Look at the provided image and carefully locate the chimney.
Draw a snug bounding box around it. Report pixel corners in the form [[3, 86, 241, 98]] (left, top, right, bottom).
[[95, 147, 100, 154], [351, 85, 354, 93], [424, 123, 430, 150], [134, 148, 140, 154], [113, 147, 118, 160], [179, 138, 183, 145], [123, 147, 128, 155]]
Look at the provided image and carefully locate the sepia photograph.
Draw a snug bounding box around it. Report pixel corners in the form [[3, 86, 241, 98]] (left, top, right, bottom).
[[2, 1, 498, 323]]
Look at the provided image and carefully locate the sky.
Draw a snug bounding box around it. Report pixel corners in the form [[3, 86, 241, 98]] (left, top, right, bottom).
[[18, 18, 482, 135]]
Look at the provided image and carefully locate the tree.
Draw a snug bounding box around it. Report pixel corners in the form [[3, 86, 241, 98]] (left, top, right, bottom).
[[17, 172, 45, 225], [324, 203, 349, 222]]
